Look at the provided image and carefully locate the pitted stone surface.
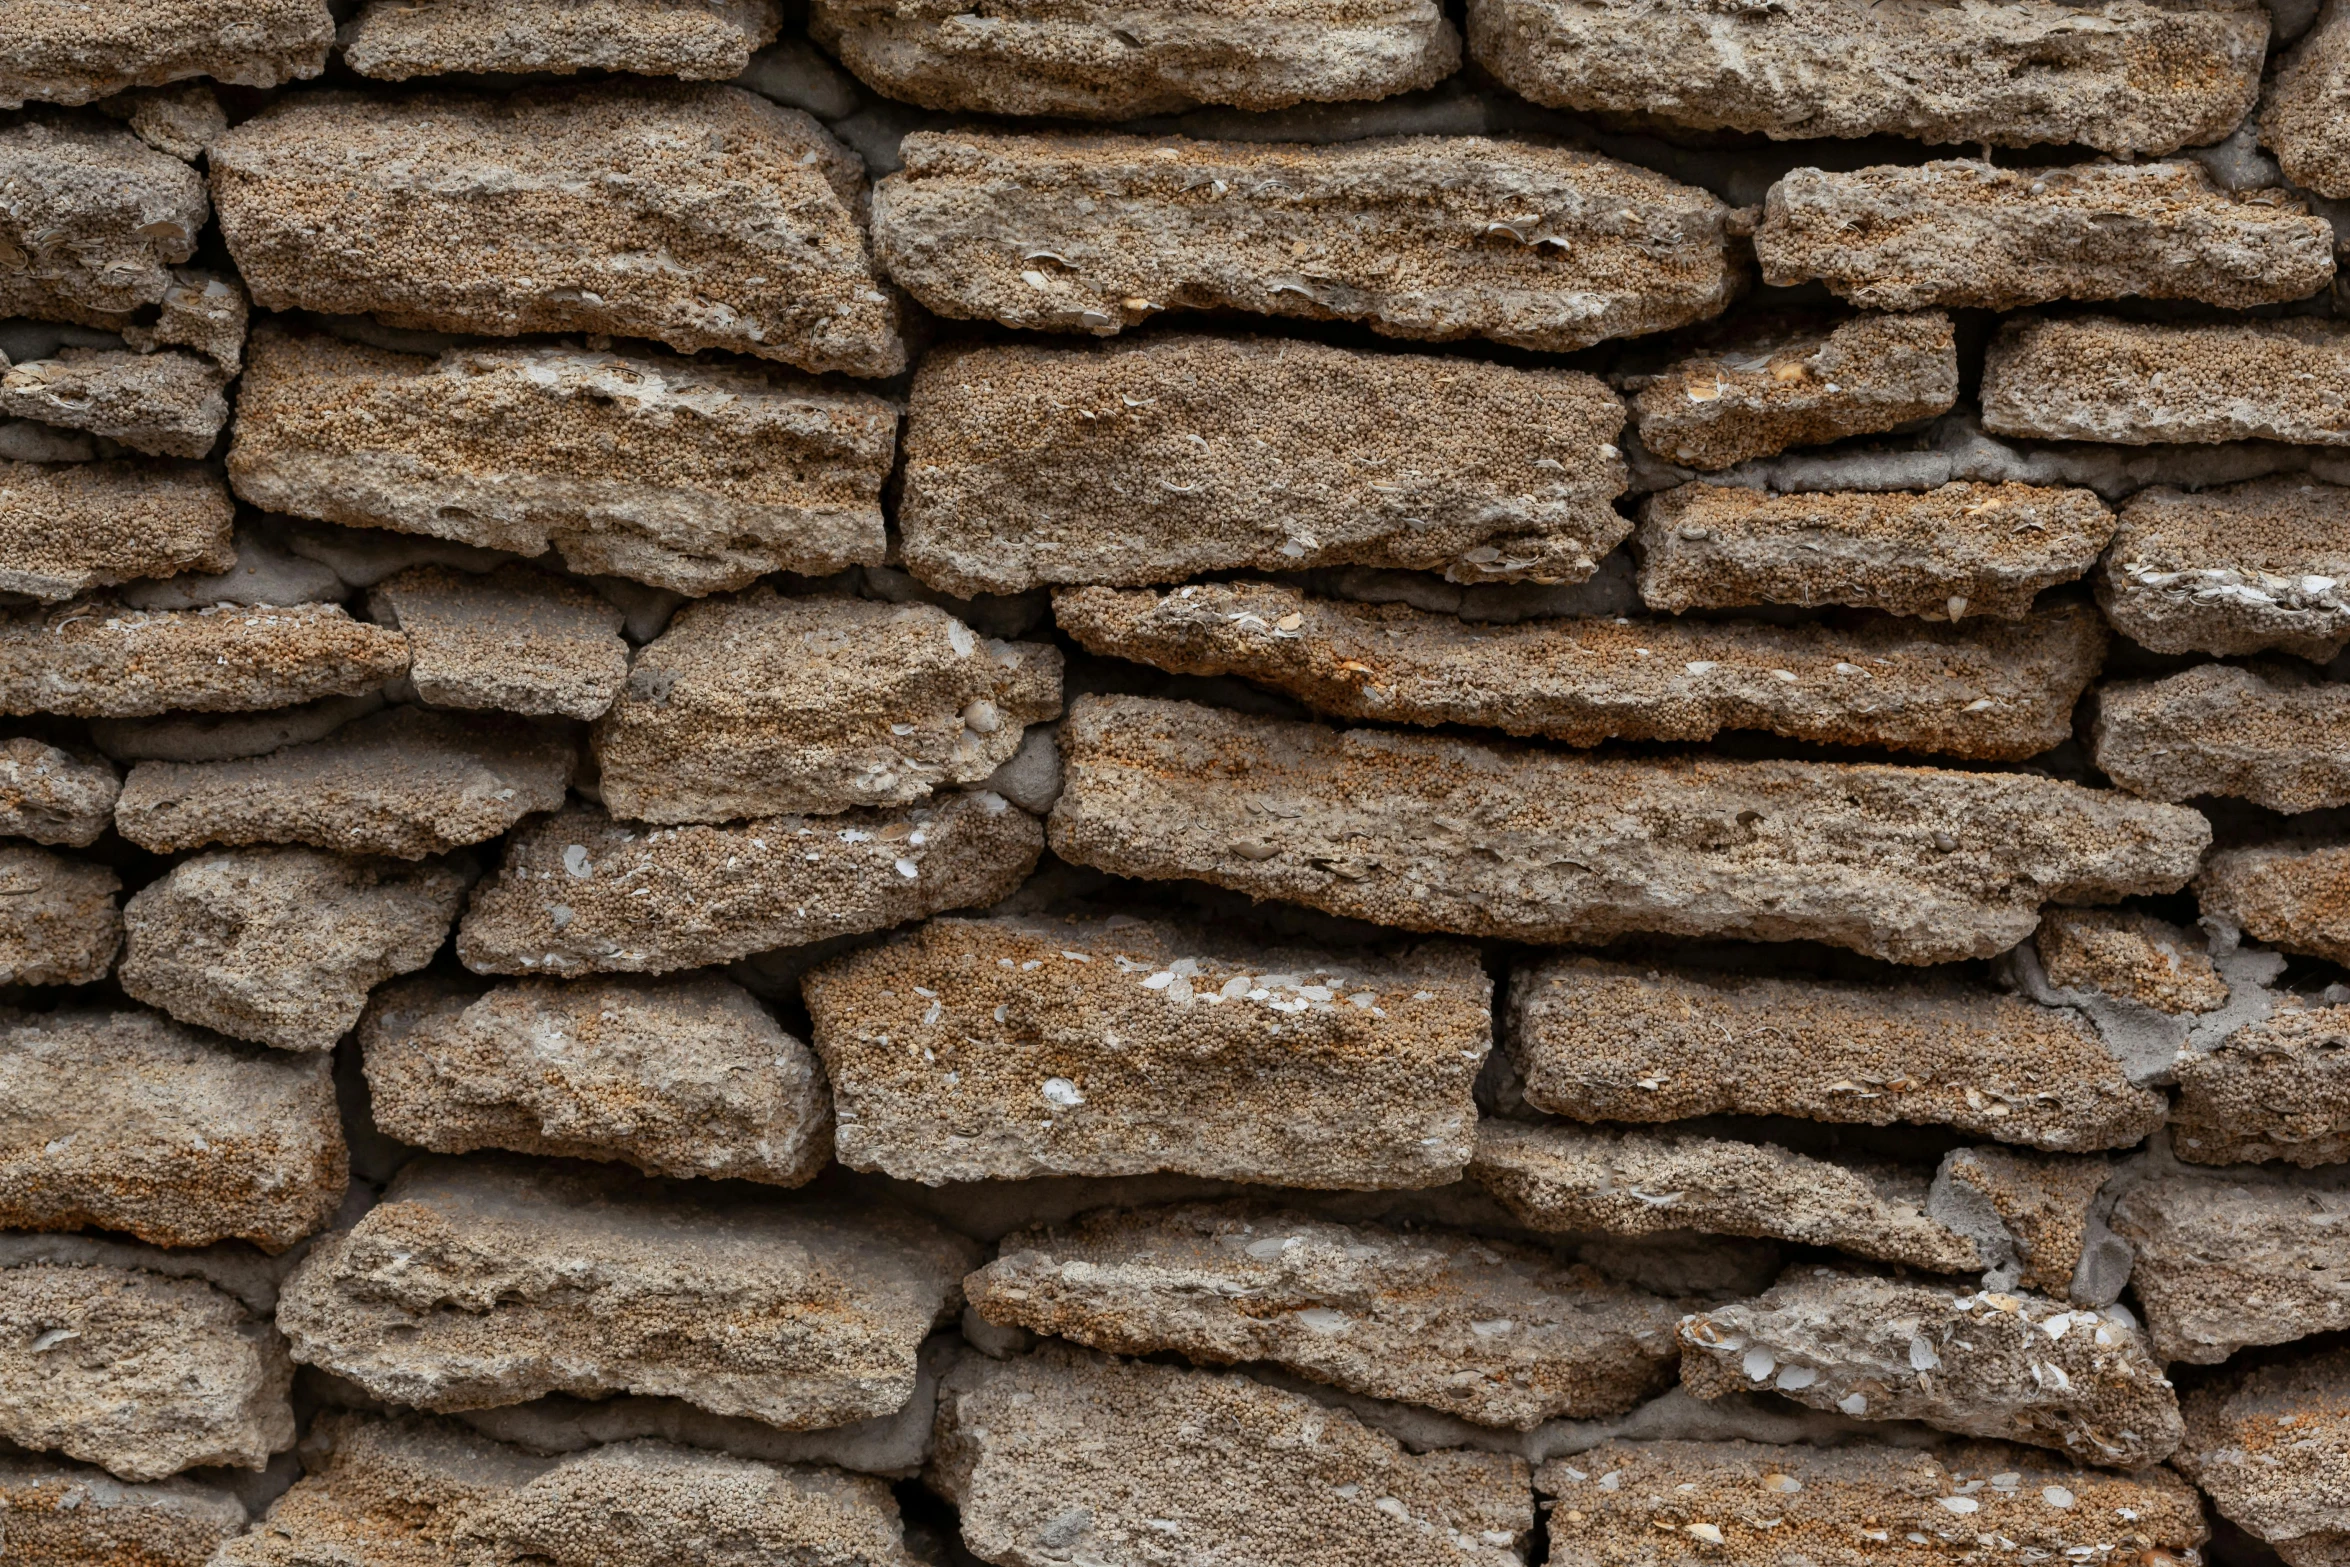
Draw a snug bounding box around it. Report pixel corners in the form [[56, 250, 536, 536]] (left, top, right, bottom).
[[2109, 1171, 2350, 1363], [456, 795, 1043, 976], [0, 350, 229, 458], [209, 83, 904, 378], [0, 115, 208, 327], [2093, 662, 2350, 813], [2173, 1000, 2350, 1167], [1982, 315, 2350, 446], [373, 566, 629, 722], [227, 330, 897, 595], [871, 131, 1739, 353], [2035, 907, 2227, 1016], [1929, 1146, 2113, 1299], [2202, 842, 2350, 966], [91, 693, 381, 768], [1048, 694, 2208, 966], [360, 972, 832, 1186], [0, 2, 332, 107], [2266, 0, 2350, 200], [0, 461, 233, 601], [2100, 479, 2350, 660], [0, 739, 116, 846], [801, 914, 1488, 1188], [342, 0, 782, 80], [277, 1154, 977, 1424], [125, 269, 250, 371], [106, 83, 228, 163], [0, 845, 115, 988], [1637, 482, 2115, 620], [2175, 1343, 2350, 1567], [0, 601, 405, 718], [0, 1455, 247, 1567], [1057, 583, 2104, 762]]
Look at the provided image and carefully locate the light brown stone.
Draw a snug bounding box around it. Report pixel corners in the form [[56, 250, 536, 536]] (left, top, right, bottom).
[[2035, 906, 2227, 1016], [2201, 841, 2350, 966], [2173, 1000, 2350, 1167], [0, 350, 229, 458], [0, 738, 116, 846], [2093, 662, 2350, 813], [0, 845, 116, 988], [0, 114, 208, 328], [1931, 1146, 2114, 1299], [1982, 314, 2350, 446], [342, 0, 782, 80], [2175, 1343, 2350, 1567], [372, 565, 628, 721], [2265, 0, 2350, 201], [0, 600, 405, 718], [0, 1455, 247, 1567], [123, 269, 249, 372], [0, 461, 233, 601], [2099, 478, 2350, 660], [103, 84, 229, 163], [0, 2, 331, 107], [2108, 1170, 2350, 1363]]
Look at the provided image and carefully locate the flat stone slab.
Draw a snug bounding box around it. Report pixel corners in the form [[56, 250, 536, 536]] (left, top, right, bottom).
[[1983, 314, 2350, 446], [2175, 1342, 2350, 1567], [1637, 481, 2116, 620], [900, 333, 1630, 595], [119, 847, 471, 1053], [2093, 662, 2350, 813], [2201, 841, 2350, 967], [871, 130, 1739, 353], [342, 0, 780, 79], [210, 83, 903, 378], [372, 565, 628, 721], [933, 1344, 1535, 1567], [1756, 160, 2334, 313], [1504, 955, 2162, 1153], [0, 349, 229, 458], [360, 972, 832, 1186], [593, 591, 1062, 823], [0, 1, 331, 107], [227, 329, 897, 595], [114, 705, 573, 859], [1466, 0, 2267, 155], [0, 115, 208, 327], [2173, 1000, 2350, 1168], [2099, 477, 2350, 660], [2035, 905, 2229, 1016], [0, 845, 117, 989], [2266, 0, 2350, 201], [1048, 694, 2208, 965], [1056, 582, 2104, 762], [277, 1153, 977, 1424], [124, 268, 250, 370], [455, 794, 1042, 976], [1933, 1145, 2116, 1300], [0, 1455, 247, 1567], [0, 738, 117, 845], [801, 913, 1489, 1188], [0, 461, 233, 601], [0, 600, 405, 718], [2109, 1170, 2350, 1363]]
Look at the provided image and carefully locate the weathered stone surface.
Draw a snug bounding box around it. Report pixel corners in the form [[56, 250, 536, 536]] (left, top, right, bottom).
[[1637, 482, 2115, 620], [456, 794, 1042, 976], [0, 1455, 247, 1567], [0, 2, 332, 108], [1503, 956, 2162, 1153], [278, 1153, 978, 1424], [2175, 1343, 2350, 1567], [227, 329, 897, 596], [1629, 311, 1957, 472], [802, 914, 1487, 1189], [2173, 1000, 2350, 1167], [2109, 1171, 2350, 1363], [1057, 583, 2104, 762], [811, 0, 1458, 117], [0, 738, 116, 845], [902, 334, 1629, 594], [1049, 695, 2208, 966], [1466, 0, 2267, 156], [1537, 1438, 2208, 1567], [360, 972, 832, 1186], [0, 115, 208, 327], [1982, 314, 2350, 446], [91, 693, 381, 767], [933, 1343, 1535, 1567], [871, 131, 1738, 353], [1679, 1272, 2180, 1467], [0, 461, 233, 601], [119, 848, 470, 1053], [104, 83, 228, 163], [2100, 478, 2350, 660], [372, 566, 628, 722], [594, 592, 1061, 823], [2093, 662, 2350, 813], [342, 0, 781, 80], [2035, 906, 2227, 1016], [210, 84, 903, 378], [2202, 842, 2350, 965], [0, 845, 115, 987], [114, 706, 572, 859], [0, 601, 405, 718], [1930, 1146, 2113, 1299], [0, 350, 228, 458], [1470, 1120, 1981, 1272], [124, 269, 249, 372], [1755, 161, 2333, 313], [0, 1257, 293, 1480], [2266, 0, 2350, 201]]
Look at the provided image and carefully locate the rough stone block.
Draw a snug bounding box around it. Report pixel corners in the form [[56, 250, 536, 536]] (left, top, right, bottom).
[[0, 738, 116, 846], [2175, 1343, 2350, 1567], [2201, 841, 2350, 966], [0, 2, 332, 107], [104, 83, 228, 164], [2172, 1000, 2350, 1167], [1930, 1146, 2114, 1299], [0, 350, 229, 458], [0, 461, 233, 601], [0, 1455, 247, 1567], [2265, 0, 2350, 201], [2100, 478, 2350, 660], [1982, 314, 2350, 446], [342, 0, 782, 80], [0, 600, 405, 718], [123, 269, 249, 372], [0, 847, 110, 993], [801, 913, 1488, 1188], [2108, 1170, 2350, 1363], [371, 565, 629, 722], [0, 114, 208, 327], [2093, 662, 2350, 812], [871, 131, 1739, 353], [2035, 906, 2228, 1017]]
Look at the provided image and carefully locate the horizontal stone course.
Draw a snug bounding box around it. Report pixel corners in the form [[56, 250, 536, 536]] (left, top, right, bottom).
[[0, 601, 406, 718], [0, 349, 229, 457], [2098, 477, 2350, 659], [340, 0, 782, 80], [0, 1454, 248, 1567], [0, 2, 331, 107], [0, 114, 209, 326], [2093, 663, 2350, 813], [0, 461, 232, 602], [2174, 1342, 2350, 1567], [2200, 841, 2350, 965], [1983, 315, 2350, 445], [2109, 1169, 2350, 1364], [2172, 1000, 2350, 1167]]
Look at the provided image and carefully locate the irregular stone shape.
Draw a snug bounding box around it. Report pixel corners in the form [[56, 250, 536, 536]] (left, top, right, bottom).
[[277, 1153, 977, 1423], [0, 115, 208, 327], [0, 350, 228, 458], [2175, 1343, 2350, 1566], [2036, 907, 2227, 1016], [1756, 161, 2333, 313], [2202, 842, 2350, 965], [902, 335, 1628, 595], [0, 845, 115, 987], [0, 738, 116, 845], [2108, 1171, 2350, 1363], [2266, 0, 2350, 201], [105, 83, 229, 163], [2100, 478, 2350, 660], [1503, 956, 2161, 1153], [1057, 583, 2103, 763], [1467, 0, 2266, 156], [113, 706, 573, 859], [2173, 1000, 2350, 1167], [1049, 694, 2209, 966], [210, 84, 903, 378], [811, 0, 1458, 117], [0, 1455, 247, 1567], [872, 131, 1738, 353], [0, 2, 332, 108], [1638, 482, 2115, 620], [1982, 315, 2350, 446], [1929, 1146, 2113, 1299], [1537, 1437, 2209, 1567], [802, 914, 1487, 1189], [91, 693, 381, 767], [934, 1344, 1534, 1567], [1680, 1272, 2181, 1467], [342, 0, 781, 80], [456, 794, 1042, 976], [227, 330, 896, 597], [0, 1006, 343, 1250], [125, 269, 249, 372], [372, 565, 628, 721], [594, 592, 1062, 823], [1630, 312, 1957, 472], [117, 523, 347, 615], [119, 848, 470, 1053], [0, 461, 233, 601], [0, 600, 404, 718], [2093, 662, 2350, 813], [0, 1257, 293, 1480], [360, 972, 831, 1186]]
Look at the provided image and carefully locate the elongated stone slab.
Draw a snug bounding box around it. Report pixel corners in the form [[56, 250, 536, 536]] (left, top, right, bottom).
[[2093, 663, 2350, 813], [372, 565, 628, 722], [1982, 315, 2350, 446], [2099, 477, 2350, 659], [2173, 1000, 2350, 1167], [210, 83, 903, 377], [227, 330, 897, 595], [0, 2, 331, 107], [2035, 905, 2228, 1017], [342, 0, 781, 80], [2201, 841, 2350, 965], [0, 845, 116, 989], [0, 461, 232, 601], [2109, 1171, 2350, 1363], [2175, 1343, 2350, 1567], [2266, 0, 2350, 201], [801, 914, 1489, 1189], [0, 738, 117, 846], [1048, 695, 2208, 965], [1056, 583, 2104, 762], [0, 1455, 246, 1567], [0, 601, 405, 718], [0, 350, 229, 458], [872, 131, 1739, 353], [0, 115, 208, 327]]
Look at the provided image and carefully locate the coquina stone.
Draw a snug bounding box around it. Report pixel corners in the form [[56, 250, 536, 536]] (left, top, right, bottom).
[[0, 114, 208, 327], [0, 601, 406, 718], [341, 0, 782, 80], [2098, 478, 2350, 660], [0, 1454, 247, 1567], [123, 269, 249, 371], [2201, 841, 2350, 966], [2034, 906, 2229, 1017], [0, 2, 332, 107], [0, 350, 229, 458], [105, 83, 228, 163], [2093, 662, 2350, 813], [2264, 0, 2350, 201], [1982, 315, 2350, 445], [1930, 1146, 2115, 1299], [0, 846, 116, 989], [0, 461, 232, 601], [372, 566, 629, 722], [871, 131, 1739, 352], [0, 739, 117, 846], [2173, 1001, 2350, 1168], [2109, 1170, 2350, 1364], [2175, 1343, 2350, 1567]]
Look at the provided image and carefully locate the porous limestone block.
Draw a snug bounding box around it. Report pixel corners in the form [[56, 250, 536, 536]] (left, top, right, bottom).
[[0, 1455, 247, 1567], [2265, 0, 2350, 201], [123, 269, 249, 372], [2035, 907, 2228, 1016], [1981, 315, 2350, 445], [800, 914, 1488, 1189], [2173, 1000, 2350, 1167], [0, 601, 405, 718], [2099, 478, 2350, 660], [2093, 662, 2350, 813], [104, 83, 228, 163], [0, 846, 116, 988], [0, 2, 331, 107], [0, 115, 208, 327], [341, 0, 782, 80], [0, 351, 229, 458], [0, 739, 116, 845], [2201, 841, 2350, 965], [2175, 1343, 2350, 1567], [1930, 1146, 2115, 1298], [372, 565, 629, 721], [0, 461, 233, 600], [2108, 1171, 2350, 1363], [91, 694, 381, 767]]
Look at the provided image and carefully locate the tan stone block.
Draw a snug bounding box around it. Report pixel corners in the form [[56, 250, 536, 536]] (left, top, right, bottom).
[[0, 739, 116, 846], [0, 114, 208, 327], [1982, 314, 2350, 445], [2093, 662, 2350, 812], [2109, 1171, 2350, 1363], [2173, 1000, 2350, 1167], [2176, 1343, 2350, 1566], [0, 351, 229, 458], [122, 269, 249, 372], [342, 0, 781, 80], [0, 1455, 247, 1567], [2201, 840, 2350, 966], [1932, 1146, 2115, 1298], [2099, 478, 2350, 660], [0, 845, 115, 988], [0, 600, 405, 718], [2036, 907, 2227, 1016], [372, 565, 628, 721], [2265, 0, 2350, 200], [0, 1, 331, 108], [0, 461, 233, 601]]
